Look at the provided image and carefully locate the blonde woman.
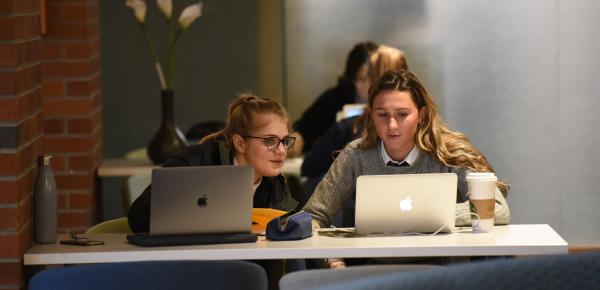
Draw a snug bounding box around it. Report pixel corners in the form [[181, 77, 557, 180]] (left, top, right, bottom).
[[301, 45, 409, 200], [303, 70, 510, 268], [129, 93, 298, 233]]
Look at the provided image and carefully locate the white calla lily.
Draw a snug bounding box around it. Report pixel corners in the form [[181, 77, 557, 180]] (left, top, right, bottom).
[[178, 2, 203, 30], [156, 0, 172, 19], [125, 0, 147, 23]]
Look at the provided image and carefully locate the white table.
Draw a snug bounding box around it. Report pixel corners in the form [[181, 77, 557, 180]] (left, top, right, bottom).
[[97, 159, 157, 177], [24, 224, 567, 265], [97, 157, 304, 177]]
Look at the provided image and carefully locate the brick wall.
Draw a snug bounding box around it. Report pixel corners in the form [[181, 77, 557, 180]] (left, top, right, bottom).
[[0, 0, 102, 288], [0, 1, 43, 289], [41, 0, 102, 234]]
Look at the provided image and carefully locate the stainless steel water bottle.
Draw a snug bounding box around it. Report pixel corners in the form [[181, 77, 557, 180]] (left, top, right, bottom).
[[33, 155, 58, 244]]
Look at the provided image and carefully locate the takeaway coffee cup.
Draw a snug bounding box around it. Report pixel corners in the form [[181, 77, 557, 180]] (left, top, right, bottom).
[[466, 172, 497, 233]]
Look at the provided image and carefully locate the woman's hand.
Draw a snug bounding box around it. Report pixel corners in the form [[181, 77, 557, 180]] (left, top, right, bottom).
[[328, 260, 346, 269]]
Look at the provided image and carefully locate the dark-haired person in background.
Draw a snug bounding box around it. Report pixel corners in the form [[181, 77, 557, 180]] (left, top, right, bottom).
[[288, 41, 379, 157]]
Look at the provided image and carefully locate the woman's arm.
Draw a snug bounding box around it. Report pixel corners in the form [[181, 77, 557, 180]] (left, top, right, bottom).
[[302, 144, 357, 227]]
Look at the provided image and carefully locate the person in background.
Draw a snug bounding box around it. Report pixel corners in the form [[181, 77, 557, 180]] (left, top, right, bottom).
[[128, 93, 299, 233], [303, 70, 510, 268], [299, 45, 409, 209], [288, 41, 379, 157]]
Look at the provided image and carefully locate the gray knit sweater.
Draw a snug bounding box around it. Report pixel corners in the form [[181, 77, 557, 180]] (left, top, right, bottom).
[[303, 139, 510, 228]]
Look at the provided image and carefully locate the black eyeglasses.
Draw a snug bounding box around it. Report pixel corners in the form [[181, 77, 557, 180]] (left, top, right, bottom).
[[242, 135, 296, 151]]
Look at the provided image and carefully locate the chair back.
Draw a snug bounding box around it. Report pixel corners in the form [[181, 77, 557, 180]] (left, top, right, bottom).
[[123, 173, 151, 208], [305, 252, 600, 290], [85, 217, 132, 234], [29, 260, 268, 290], [280, 264, 438, 290]]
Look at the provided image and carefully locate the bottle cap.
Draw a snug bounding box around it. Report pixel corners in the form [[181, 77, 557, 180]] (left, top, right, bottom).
[[38, 155, 53, 166]]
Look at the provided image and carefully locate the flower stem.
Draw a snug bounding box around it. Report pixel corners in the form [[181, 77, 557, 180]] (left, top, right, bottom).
[[167, 28, 183, 91], [140, 23, 166, 90], [166, 17, 174, 90]]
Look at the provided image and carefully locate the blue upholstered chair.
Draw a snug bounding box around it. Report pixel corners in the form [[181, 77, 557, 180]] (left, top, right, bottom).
[[281, 252, 600, 290], [29, 260, 268, 290]]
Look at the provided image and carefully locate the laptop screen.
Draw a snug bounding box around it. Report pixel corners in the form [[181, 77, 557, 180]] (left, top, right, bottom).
[[150, 165, 254, 235], [355, 173, 457, 235]]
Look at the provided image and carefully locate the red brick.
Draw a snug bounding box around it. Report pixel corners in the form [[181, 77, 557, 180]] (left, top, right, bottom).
[[0, 43, 18, 67], [0, 235, 19, 258], [0, 207, 18, 229], [41, 79, 65, 98], [0, 198, 31, 230], [54, 173, 94, 190], [0, 225, 31, 257], [45, 21, 98, 39], [69, 154, 93, 171], [0, 262, 20, 285], [0, 168, 35, 204], [45, 2, 62, 21], [69, 192, 94, 209], [41, 57, 100, 79], [19, 112, 43, 145], [67, 76, 100, 97], [68, 154, 89, 171], [20, 224, 32, 255], [68, 144, 102, 172], [41, 42, 64, 61], [0, 64, 41, 95], [0, 40, 39, 67], [42, 94, 100, 117], [0, 89, 42, 122], [58, 192, 67, 209], [65, 42, 95, 60], [0, 0, 39, 13], [62, 3, 91, 23], [0, 153, 21, 176], [50, 155, 66, 173], [2, 112, 43, 150], [44, 135, 96, 153], [0, 98, 18, 121], [0, 137, 42, 176], [0, 15, 40, 40], [58, 210, 93, 228], [0, 223, 31, 259], [43, 118, 65, 134], [67, 118, 93, 134]]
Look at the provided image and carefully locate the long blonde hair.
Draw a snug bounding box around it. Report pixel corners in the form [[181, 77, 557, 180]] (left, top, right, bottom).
[[360, 70, 508, 196], [200, 93, 289, 148]]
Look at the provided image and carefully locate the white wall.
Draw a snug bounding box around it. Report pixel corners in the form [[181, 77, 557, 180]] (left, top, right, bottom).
[[285, 0, 600, 245]]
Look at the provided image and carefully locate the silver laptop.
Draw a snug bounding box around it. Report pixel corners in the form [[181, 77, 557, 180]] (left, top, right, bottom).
[[150, 165, 253, 235], [355, 173, 457, 235]]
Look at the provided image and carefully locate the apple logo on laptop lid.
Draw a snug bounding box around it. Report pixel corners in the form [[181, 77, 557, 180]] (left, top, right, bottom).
[[399, 196, 412, 211], [197, 194, 208, 207]]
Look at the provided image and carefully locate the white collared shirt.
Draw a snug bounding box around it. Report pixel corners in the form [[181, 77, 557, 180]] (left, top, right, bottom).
[[233, 157, 262, 192], [380, 141, 419, 166]]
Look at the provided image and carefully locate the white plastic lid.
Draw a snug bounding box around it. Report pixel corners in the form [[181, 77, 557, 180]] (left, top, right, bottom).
[[466, 172, 497, 181]]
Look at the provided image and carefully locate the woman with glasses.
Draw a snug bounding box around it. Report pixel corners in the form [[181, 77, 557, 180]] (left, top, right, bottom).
[[128, 93, 299, 233]]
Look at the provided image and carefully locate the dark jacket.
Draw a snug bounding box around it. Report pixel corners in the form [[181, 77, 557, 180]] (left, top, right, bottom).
[[301, 116, 360, 178], [127, 140, 298, 233], [293, 80, 356, 153]]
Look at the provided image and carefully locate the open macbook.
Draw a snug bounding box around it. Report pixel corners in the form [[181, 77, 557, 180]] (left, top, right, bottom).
[[150, 165, 254, 235], [355, 173, 457, 235]]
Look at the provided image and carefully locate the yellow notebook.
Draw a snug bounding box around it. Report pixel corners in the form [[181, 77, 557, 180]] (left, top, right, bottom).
[[252, 208, 287, 234]]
